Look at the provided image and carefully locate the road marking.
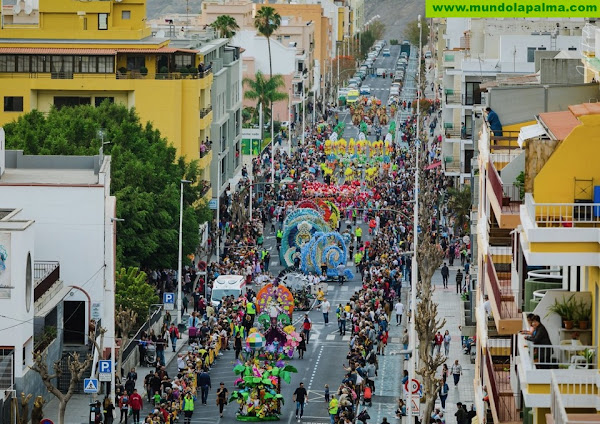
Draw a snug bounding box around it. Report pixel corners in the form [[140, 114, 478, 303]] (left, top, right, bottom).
[[308, 346, 324, 390], [342, 335, 351, 341], [326, 334, 335, 341], [271, 261, 278, 265], [341, 286, 348, 292]]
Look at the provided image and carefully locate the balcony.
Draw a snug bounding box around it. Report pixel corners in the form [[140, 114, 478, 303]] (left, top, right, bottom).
[[444, 91, 462, 105], [549, 370, 600, 424], [489, 151, 522, 172], [484, 350, 521, 424], [517, 333, 596, 393], [485, 252, 521, 335], [486, 160, 521, 229], [520, 193, 600, 265], [443, 53, 456, 67]]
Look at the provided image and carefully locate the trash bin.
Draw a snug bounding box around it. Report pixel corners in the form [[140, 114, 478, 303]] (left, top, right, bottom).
[[89, 401, 101, 424], [178, 323, 186, 333]]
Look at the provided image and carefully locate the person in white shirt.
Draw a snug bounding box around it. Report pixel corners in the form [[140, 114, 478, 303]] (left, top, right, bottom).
[[483, 295, 493, 319], [394, 301, 404, 326], [321, 298, 331, 325]]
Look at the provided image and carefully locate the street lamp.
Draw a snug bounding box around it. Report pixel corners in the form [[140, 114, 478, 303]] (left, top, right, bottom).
[[302, 72, 308, 145], [407, 14, 422, 422], [177, 179, 192, 325], [108, 216, 123, 403]]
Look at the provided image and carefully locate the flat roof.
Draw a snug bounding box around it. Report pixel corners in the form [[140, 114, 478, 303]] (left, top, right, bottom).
[[0, 168, 99, 185], [538, 110, 581, 141]]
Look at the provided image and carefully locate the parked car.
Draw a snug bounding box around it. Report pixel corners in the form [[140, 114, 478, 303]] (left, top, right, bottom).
[[360, 85, 371, 95], [390, 87, 400, 96], [382, 48, 391, 57], [400, 52, 408, 59], [348, 77, 362, 87], [425, 51, 432, 59]]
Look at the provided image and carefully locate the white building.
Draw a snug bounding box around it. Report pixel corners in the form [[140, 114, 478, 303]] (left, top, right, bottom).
[[0, 142, 116, 398], [439, 18, 584, 184]]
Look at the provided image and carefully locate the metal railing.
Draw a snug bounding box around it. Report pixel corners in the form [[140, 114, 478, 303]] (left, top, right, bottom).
[[489, 151, 522, 166], [524, 193, 600, 227], [485, 351, 519, 422], [463, 94, 482, 106], [551, 370, 600, 424], [525, 342, 596, 369], [34, 261, 59, 284], [487, 160, 504, 206], [445, 92, 462, 104], [200, 105, 213, 118], [0, 68, 212, 80], [0, 352, 13, 390], [487, 254, 519, 318], [120, 306, 164, 364]]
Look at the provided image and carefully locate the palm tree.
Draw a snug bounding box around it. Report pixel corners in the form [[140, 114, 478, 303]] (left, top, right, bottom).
[[243, 71, 288, 123], [447, 185, 472, 235], [210, 15, 240, 38], [254, 7, 281, 78]]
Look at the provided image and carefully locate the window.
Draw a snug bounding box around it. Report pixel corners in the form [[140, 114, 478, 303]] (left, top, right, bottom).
[[122, 10, 131, 20], [527, 47, 536, 63], [568, 47, 577, 51], [98, 56, 114, 73], [175, 55, 192, 69], [95, 97, 114, 107], [126, 56, 145, 71], [17, 56, 29, 72], [83, 17, 87, 30], [30, 56, 46, 73], [54, 97, 91, 110], [98, 13, 108, 30], [0, 348, 15, 390], [538, 47, 546, 51], [4, 97, 23, 112]]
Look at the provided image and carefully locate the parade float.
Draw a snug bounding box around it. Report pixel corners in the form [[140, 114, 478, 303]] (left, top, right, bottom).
[[229, 282, 299, 421]]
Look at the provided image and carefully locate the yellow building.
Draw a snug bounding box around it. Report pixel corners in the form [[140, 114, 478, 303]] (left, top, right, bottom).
[[0, 0, 216, 196], [475, 102, 600, 424]]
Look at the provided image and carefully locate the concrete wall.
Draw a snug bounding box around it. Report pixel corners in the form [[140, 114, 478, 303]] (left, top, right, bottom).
[[488, 84, 599, 126], [231, 30, 296, 76], [540, 58, 585, 85], [499, 151, 525, 186]]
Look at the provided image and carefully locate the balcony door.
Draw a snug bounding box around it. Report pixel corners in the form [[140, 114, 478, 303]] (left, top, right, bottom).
[[465, 82, 481, 105]]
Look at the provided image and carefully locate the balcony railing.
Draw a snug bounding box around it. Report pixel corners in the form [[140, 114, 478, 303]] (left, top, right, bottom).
[[443, 155, 462, 173], [33, 261, 60, 302], [525, 341, 596, 369], [0, 68, 213, 80], [551, 370, 600, 424], [445, 92, 462, 104], [199, 142, 212, 158], [524, 193, 600, 227], [486, 351, 520, 422], [489, 151, 522, 167], [487, 254, 519, 319], [200, 105, 212, 118]]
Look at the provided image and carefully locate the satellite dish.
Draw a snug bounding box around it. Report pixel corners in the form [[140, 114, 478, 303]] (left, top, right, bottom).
[[24, 0, 32, 15], [13, 1, 21, 14]]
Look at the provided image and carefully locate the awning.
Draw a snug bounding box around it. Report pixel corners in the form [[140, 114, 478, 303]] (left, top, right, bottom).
[[425, 160, 442, 170], [517, 123, 546, 148]]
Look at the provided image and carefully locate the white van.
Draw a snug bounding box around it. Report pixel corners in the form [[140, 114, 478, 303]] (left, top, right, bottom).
[[210, 275, 246, 306]]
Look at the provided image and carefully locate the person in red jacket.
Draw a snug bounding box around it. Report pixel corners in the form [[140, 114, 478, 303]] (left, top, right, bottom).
[[128, 388, 143, 424]]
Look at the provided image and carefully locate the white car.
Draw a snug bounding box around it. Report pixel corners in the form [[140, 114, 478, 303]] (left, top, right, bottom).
[[360, 85, 371, 95], [390, 87, 400, 96]]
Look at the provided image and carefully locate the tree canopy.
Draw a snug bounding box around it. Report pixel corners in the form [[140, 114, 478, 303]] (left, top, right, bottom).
[[243, 71, 288, 123], [210, 15, 240, 38], [115, 267, 158, 326], [404, 18, 429, 47], [3, 102, 210, 269]]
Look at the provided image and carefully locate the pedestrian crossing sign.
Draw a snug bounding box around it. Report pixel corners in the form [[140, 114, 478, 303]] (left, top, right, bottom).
[[83, 378, 99, 393]]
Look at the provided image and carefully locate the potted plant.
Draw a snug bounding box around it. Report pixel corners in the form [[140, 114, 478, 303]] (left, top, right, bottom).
[[583, 348, 595, 366], [575, 300, 592, 330], [157, 66, 169, 80], [139, 66, 148, 77], [117, 67, 128, 79], [179, 67, 189, 78], [546, 294, 576, 328]]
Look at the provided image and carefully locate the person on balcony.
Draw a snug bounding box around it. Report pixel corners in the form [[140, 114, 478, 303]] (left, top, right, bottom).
[[485, 107, 503, 137], [525, 315, 552, 368]]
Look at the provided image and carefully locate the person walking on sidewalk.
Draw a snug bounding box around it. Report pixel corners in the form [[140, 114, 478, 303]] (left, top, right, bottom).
[[438, 377, 449, 410], [394, 300, 404, 326], [168, 323, 180, 353], [402, 328, 409, 360], [443, 330, 451, 356], [441, 263, 449, 289], [322, 298, 331, 325], [451, 360, 463, 386], [129, 388, 143, 424], [456, 269, 463, 294], [216, 382, 229, 418], [294, 382, 309, 420]]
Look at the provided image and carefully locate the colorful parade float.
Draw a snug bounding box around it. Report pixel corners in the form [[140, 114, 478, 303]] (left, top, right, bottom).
[[229, 282, 299, 421]]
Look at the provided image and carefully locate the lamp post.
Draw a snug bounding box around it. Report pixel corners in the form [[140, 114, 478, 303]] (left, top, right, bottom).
[[177, 179, 192, 325], [302, 73, 307, 145], [288, 88, 293, 154], [407, 14, 422, 422]]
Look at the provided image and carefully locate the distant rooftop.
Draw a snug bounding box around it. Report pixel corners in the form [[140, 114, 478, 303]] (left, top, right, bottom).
[[0, 151, 107, 185]]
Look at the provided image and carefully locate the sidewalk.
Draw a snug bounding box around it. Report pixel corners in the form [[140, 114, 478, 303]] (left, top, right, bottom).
[[42, 332, 189, 423]]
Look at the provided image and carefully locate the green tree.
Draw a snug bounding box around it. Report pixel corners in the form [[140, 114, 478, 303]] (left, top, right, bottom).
[[3, 102, 210, 269], [404, 18, 429, 47], [115, 267, 158, 326], [243, 71, 288, 124], [448, 185, 472, 235], [210, 14, 240, 38]]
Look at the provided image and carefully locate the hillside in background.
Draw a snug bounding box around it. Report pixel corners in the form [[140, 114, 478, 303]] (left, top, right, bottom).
[[365, 0, 424, 42], [147, 0, 202, 20], [146, 0, 423, 44]]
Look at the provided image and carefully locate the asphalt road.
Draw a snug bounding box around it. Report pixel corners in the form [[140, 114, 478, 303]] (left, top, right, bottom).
[[161, 44, 420, 424]]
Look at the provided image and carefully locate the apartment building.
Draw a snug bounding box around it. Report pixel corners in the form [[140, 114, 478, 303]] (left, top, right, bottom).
[[473, 90, 600, 423], [0, 0, 219, 198], [439, 18, 584, 185]]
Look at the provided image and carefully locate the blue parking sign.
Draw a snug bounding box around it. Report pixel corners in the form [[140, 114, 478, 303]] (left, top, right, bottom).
[[98, 360, 112, 374], [163, 292, 174, 304]]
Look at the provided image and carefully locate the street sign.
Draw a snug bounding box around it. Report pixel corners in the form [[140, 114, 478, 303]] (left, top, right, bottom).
[[404, 378, 421, 394], [98, 360, 112, 374], [410, 395, 420, 415], [208, 199, 217, 210], [99, 373, 112, 382], [91, 302, 102, 321], [163, 292, 175, 311], [83, 378, 99, 393]]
